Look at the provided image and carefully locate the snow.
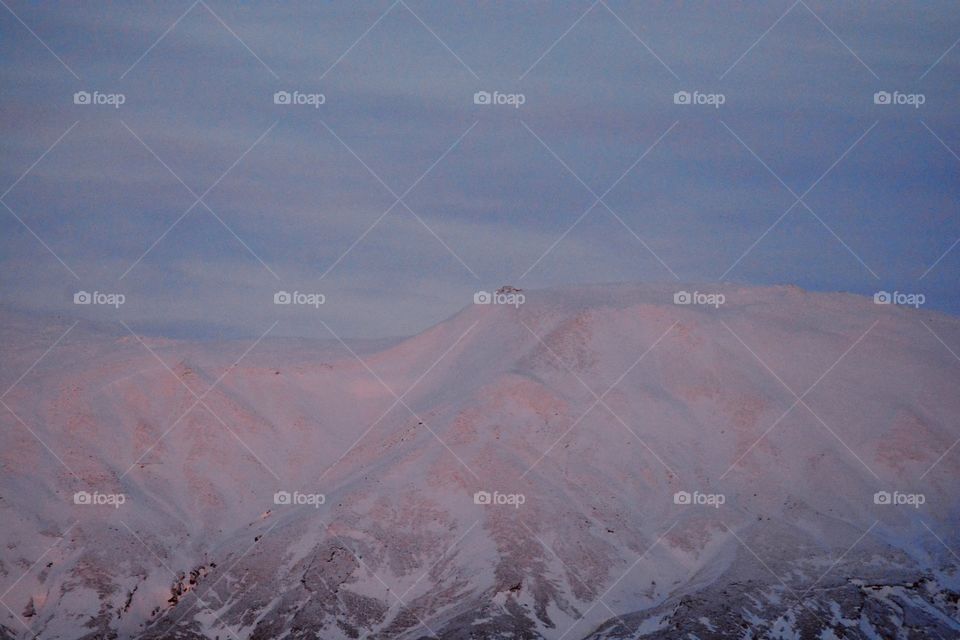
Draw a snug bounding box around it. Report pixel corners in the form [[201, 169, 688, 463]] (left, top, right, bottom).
[[1, 282, 958, 638]]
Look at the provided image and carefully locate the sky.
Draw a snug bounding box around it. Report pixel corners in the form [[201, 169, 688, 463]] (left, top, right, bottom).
[[1, 1, 958, 339]]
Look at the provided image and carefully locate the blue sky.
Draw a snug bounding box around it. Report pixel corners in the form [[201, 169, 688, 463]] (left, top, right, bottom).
[[1, 1, 958, 338]]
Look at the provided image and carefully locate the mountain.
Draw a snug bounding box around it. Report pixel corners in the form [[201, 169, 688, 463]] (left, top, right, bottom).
[[1, 283, 958, 639]]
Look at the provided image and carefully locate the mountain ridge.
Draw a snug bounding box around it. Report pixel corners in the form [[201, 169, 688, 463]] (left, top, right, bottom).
[[1, 283, 958, 639]]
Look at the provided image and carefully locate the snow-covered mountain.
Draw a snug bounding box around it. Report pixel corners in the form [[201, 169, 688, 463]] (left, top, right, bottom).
[[1, 283, 958, 639]]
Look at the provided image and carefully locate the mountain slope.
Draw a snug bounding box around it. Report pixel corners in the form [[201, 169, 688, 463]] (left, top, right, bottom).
[[1, 283, 958, 639]]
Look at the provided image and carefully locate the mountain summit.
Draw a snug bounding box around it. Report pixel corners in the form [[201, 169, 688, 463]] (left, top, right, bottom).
[[1, 283, 958, 639]]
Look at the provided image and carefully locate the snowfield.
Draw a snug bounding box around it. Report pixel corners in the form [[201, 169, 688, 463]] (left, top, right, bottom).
[[1, 283, 958, 639]]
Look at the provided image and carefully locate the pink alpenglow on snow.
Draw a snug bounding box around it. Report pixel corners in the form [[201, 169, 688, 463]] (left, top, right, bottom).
[[1, 284, 958, 638]]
